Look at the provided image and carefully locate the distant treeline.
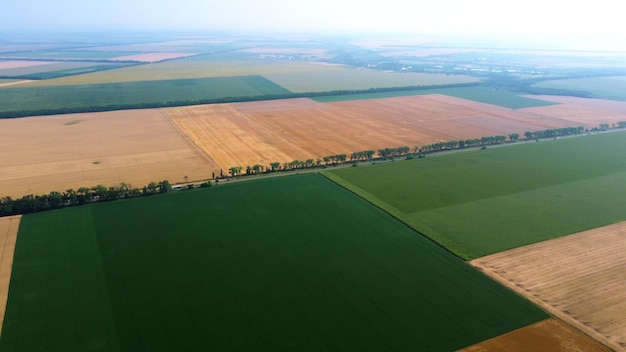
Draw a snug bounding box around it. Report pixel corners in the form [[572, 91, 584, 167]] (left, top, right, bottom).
[[0, 82, 480, 119], [0, 63, 140, 81], [486, 71, 626, 99]]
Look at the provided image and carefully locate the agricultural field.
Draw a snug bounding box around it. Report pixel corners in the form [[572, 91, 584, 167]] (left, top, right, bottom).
[[264, 70, 479, 93], [459, 319, 612, 352], [0, 60, 60, 70], [0, 109, 217, 198], [165, 94, 622, 176], [0, 215, 20, 332], [0, 79, 19, 86], [0, 61, 134, 80], [0, 75, 290, 116], [522, 95, 626, 127], [0, 173, 547, 351], [313, 85, 555, 109], [325, 131, 626, 259], [471, 222, 626, 351], [533, 76, 626, 100], [0, 50, 139, 60]]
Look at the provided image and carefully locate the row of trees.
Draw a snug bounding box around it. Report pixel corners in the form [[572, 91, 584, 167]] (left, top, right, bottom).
[[0, 83, 481, 119], [523, 126, 585, 140], [0, 179, 213, 218], [225, 124, 615, 179], [420, 135, 508, 153], [377, 147, 411, 158]]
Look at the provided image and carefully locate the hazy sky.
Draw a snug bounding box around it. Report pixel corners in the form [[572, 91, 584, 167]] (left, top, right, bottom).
[[2, 0, 624, 42]]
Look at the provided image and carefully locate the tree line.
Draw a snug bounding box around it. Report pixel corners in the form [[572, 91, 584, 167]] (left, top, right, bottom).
[[225, 123, 624, 179], [0, 179, 212, 218], [0, 83, 480, 119], [3, 122, 622, 218]]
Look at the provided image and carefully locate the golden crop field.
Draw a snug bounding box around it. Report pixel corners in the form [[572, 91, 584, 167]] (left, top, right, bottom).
[[472, 222, 626, 351], [460, 319, 611, 352], [0, 215, 20, 333], [165, 94, 625, 175], [0, 109, 217, 198]]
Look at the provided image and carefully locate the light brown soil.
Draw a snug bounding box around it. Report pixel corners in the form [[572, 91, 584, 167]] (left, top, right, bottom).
[[459, 319, 612, 352], [521, 95, 626, 126], [0, 215, 21, 335], [471, 223, 626, 352], [164, 94, 616, 173], [109, 52, 197, 63], [0, 109, 218, 198], [0, 80, 34, 87], [0, 60, 57, 69]]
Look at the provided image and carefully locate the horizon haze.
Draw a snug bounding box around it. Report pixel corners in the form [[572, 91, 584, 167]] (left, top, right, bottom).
[[2, 0, 625, 51]]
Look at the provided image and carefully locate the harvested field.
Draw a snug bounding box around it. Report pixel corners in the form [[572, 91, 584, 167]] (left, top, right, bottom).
[[109, 52, 197, 63], [0, 110, 217, 198], [0, 215, 20, 335], [459, 319, 612, 352], [164, 94, 602, 173], [471, 223, 626, 351]]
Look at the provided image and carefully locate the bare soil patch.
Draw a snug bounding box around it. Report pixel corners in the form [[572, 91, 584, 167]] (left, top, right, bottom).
[[0, 215, 20, 335], [521, 95, 626, 127], [0, 109, 217, 198], [0, 80, 34, 87], [471, 223, 626, 351], [165, 94, 606, 173], [0, 60, 57, 69], [109, 52, 197, 63], [459, 319, 612, 352]]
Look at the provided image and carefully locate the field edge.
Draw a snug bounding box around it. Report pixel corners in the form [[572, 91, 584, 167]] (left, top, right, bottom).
[[0, 215, 21, 336]]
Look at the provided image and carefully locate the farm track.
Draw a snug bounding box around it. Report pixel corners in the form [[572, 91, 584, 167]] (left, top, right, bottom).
[[471, 222, 626, 351], [0, 215, 20, 335]]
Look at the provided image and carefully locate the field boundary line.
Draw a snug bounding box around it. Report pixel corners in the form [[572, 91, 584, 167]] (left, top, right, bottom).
[[0, 215, 21, 336], [319, 171, 466, 262], [471, 258, 623, 352], [160, 108, 221, 170]]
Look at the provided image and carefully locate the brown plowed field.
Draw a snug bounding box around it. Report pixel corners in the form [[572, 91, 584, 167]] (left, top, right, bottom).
[[521, 95, 626, 126], [0, 215, 20, 334], [164, 94, 619, 173], [0, 60, 57, 69], [471, 223, 626, 351], [459, 318, 611, 352], [0, 109, 217, 198]]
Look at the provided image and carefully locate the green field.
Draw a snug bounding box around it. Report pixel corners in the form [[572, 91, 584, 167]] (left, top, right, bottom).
[[313, 85, 557, 109], [1, 173, 546, 351], [264, 70, 479, 93], [1, 62, 111, 77], [18, 55, 329, 86], [533, 76, 626, 100], [0, 75, 291, 116], [0, 62, 136, 80], [326, 132, 626, 259]]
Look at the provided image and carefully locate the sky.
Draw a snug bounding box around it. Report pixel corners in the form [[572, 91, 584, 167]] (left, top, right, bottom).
[[1, 0, 624, 48]]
